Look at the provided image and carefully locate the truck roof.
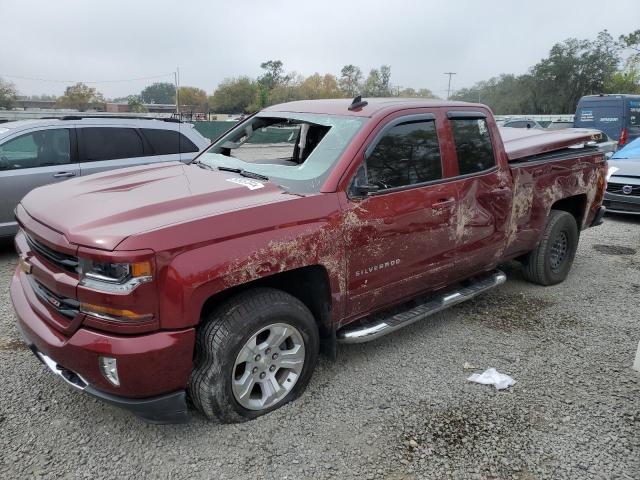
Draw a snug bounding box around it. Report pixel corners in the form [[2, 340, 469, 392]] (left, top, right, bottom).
[[263, 98, 483, 117]]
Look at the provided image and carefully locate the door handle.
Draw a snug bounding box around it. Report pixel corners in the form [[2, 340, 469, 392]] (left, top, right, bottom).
[[53, 172, 76, 178], [490, 187, 510, 194]]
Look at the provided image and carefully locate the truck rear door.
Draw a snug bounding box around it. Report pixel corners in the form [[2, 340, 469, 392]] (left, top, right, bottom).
[[444, 111, 512, 276]]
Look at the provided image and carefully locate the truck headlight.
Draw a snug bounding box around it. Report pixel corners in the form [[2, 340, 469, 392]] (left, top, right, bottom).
[[79, 259, 152, 293]]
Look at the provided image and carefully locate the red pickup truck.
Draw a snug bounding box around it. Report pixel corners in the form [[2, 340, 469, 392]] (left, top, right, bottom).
[[10, 98, 607, 423]]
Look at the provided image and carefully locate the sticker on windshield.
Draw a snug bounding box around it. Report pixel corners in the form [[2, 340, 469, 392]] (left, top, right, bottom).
[[226, 177, 265, 190]]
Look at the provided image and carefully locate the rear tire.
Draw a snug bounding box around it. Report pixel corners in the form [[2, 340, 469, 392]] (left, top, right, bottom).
[[189, 288, 319, 423], [521, 210, 579, 286]]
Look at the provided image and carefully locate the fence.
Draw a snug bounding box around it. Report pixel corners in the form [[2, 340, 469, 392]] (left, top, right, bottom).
[[193, 121, 300, 144]]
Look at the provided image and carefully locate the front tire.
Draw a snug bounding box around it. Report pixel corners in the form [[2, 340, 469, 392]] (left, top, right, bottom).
[[521, 210, 579, 286], [189, 288, 319, 423]]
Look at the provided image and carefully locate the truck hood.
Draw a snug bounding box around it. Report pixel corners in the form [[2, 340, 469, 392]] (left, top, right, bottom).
[[20, 162, 292, 250]]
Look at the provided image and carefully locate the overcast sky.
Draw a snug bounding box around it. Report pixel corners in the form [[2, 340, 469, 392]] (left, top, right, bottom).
[[1, 0, 638, 99]]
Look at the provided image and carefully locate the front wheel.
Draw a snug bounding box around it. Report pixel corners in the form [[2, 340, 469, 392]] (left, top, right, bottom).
[[189, 288, 319, 423], [521, 210, 579, 286]]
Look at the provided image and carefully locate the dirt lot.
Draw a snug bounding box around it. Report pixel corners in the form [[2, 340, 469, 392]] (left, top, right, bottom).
[[0, 215, 638, 479]]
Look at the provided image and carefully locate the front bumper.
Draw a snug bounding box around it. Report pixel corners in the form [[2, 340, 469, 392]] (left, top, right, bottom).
[[603, 192, 640, 215], [10, 268, 195, 423]]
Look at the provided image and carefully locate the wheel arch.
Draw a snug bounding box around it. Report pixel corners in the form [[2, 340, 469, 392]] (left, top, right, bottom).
[[199, 265, 337, 358], [550, 194, 587, 229]]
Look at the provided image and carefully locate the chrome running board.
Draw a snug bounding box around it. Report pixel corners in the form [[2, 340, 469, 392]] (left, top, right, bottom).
[[337, 270, 507, 344]]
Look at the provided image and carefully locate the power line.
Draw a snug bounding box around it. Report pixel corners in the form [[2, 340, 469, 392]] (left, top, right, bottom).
[[0, 72, 175, 84]]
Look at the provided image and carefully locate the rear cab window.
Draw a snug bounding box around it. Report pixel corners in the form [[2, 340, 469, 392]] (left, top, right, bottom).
[[448, 115, 496, 175]]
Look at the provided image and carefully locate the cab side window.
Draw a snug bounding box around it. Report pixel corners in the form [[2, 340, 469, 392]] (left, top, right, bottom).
[[0, 129, 71, 171], [363, 120, 442, 191], [450, 118, 495, 175]]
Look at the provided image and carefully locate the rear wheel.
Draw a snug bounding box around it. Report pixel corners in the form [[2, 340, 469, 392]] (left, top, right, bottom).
[[521, 210, 579, 286], [189, 288, 319, 423]]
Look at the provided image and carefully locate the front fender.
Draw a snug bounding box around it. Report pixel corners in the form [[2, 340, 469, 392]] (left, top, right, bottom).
[[158, 220, 346, 329]]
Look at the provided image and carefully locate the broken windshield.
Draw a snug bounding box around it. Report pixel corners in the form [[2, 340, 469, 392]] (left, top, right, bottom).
[[197, 112, 366, 193]]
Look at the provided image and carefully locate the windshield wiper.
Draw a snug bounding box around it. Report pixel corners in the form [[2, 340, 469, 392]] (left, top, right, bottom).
[[197, 162, 215, 171], [217, 166, 242, 173], [217, 166, 269, 181]]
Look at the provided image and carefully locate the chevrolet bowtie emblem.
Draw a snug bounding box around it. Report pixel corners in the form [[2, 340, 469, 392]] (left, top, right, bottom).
[[18, 255, 32, 275]]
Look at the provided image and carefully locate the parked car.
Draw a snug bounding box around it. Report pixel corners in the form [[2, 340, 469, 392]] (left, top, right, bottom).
[[603, 137, 640, 214], [11, 98, 606, 423], [574, 94, 640, 147], [502, 118, 544, 129], [0, 117, 210, 238], [546, 120, 574, 130]]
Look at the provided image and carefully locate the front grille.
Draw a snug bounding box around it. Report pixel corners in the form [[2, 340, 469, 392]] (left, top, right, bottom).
[[25, 233, 78, 273], [604, 199, 640, 213], [28, 275, 80, 320], [607, 182, 640, 197]]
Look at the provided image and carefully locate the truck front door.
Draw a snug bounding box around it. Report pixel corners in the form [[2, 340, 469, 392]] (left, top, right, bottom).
[[342, 112, 459, 318]]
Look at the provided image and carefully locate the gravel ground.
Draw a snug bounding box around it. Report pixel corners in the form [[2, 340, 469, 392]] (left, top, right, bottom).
[[0, 215, 639, 479]]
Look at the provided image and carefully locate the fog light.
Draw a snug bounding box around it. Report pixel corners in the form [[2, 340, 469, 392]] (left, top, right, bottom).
[[99, 356, 120, 386]]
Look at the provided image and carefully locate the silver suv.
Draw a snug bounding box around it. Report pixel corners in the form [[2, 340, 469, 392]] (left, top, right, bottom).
[[0, 116, 210, 237]]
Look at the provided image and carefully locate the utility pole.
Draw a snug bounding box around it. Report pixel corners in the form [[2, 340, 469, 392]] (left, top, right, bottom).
[[444, 72, 456, 100], [174, 68, 180, 116]]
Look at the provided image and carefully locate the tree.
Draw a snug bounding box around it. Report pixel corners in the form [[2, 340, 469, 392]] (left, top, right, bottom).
[[339, 65, 363, 97], [379, 65, 391, 94], [452, 30, 626, 114], [208, 77, 259, 113], [0, 77, 17, 109], [56, 83, 104, 111], [258, 60, 289, 91], [178, 86, 207, 111], [127, 95, 148, 113], [298, 73, 342, 99], [140, 82, 176, 104], [362, 65, 393, 97], [530, 31, 619, 113], [397, 87, 437, 99], [605, 65, 640, 94]]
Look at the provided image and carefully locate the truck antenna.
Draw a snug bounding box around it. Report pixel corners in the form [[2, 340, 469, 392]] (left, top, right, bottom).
[[348, 95, 368, 111]]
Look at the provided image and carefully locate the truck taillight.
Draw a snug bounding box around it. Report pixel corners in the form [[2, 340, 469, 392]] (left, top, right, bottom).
[[618, 127, 627, 147]]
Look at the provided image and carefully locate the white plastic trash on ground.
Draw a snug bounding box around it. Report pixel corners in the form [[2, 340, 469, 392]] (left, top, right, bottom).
[[467, 368, 516, 390]]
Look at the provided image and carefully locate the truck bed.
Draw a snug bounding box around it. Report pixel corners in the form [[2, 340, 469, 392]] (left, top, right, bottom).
[[499, 127, 606, 161]]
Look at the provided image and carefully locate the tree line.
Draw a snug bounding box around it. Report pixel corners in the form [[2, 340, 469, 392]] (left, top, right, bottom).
[[1, 29, 638, 114], [0, 63, 436, 113], [452, 30, 640, 114]]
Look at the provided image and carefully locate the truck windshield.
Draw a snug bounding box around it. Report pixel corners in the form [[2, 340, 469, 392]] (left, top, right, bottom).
[[197, 112, 366, 193]]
